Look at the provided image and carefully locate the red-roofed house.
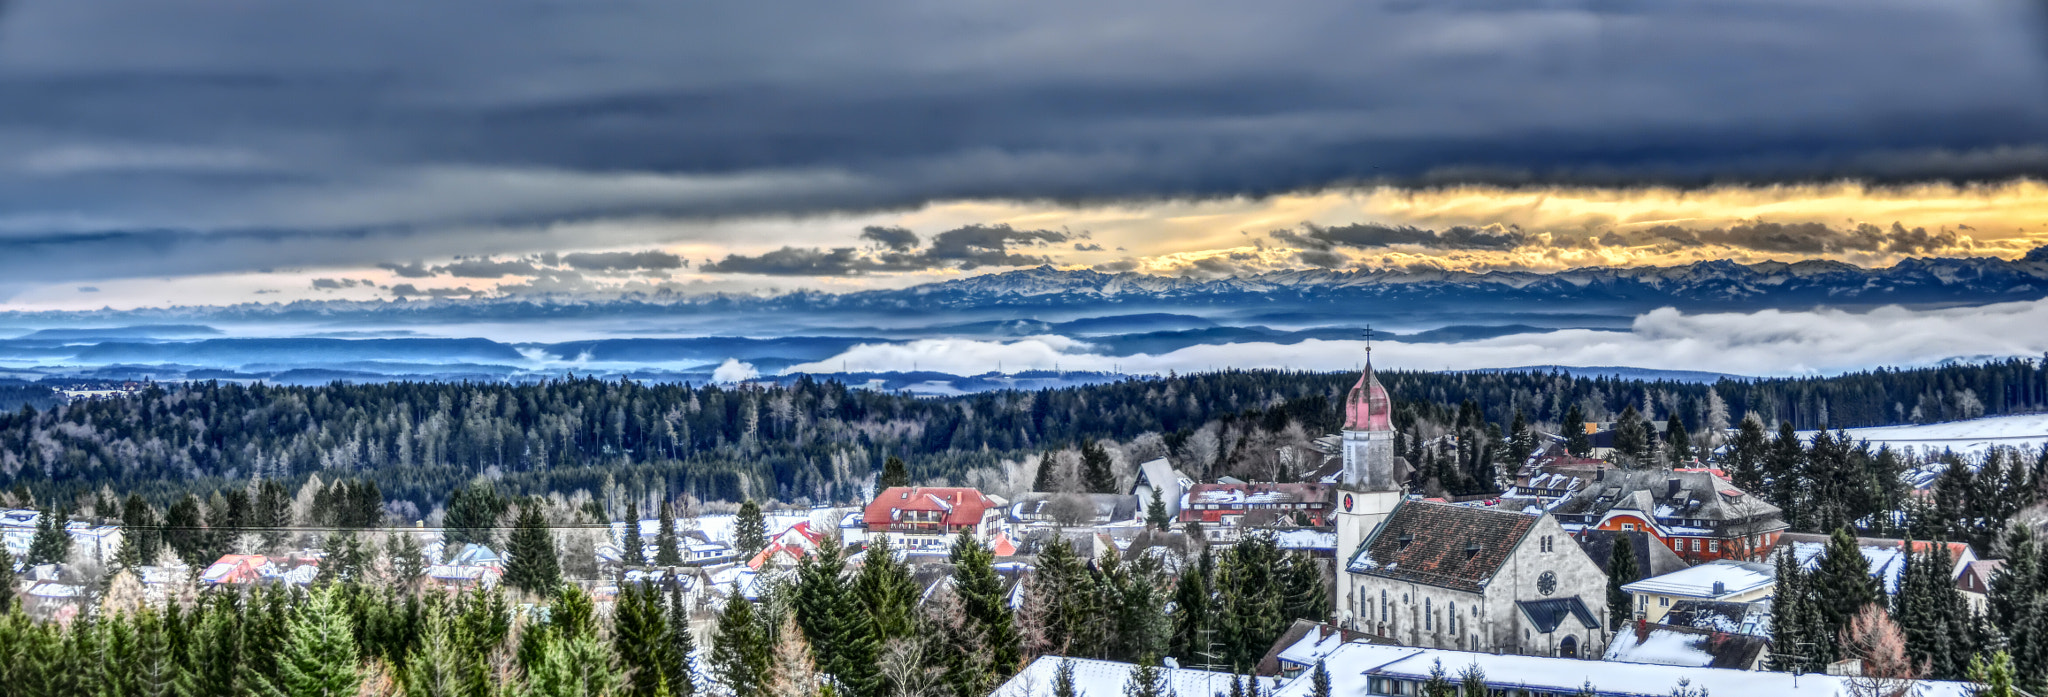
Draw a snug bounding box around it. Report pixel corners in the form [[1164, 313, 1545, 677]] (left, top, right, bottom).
[[748, 520, 828, 570], [863, 487, 1008, 554]]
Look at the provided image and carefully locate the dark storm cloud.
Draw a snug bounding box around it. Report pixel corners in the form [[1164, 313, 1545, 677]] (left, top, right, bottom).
[[702, 223, 1067, 275], [701, 247, 870, 276], [561, 250, 685, 272], [2, 1, 2047, 282], [1272, 223, 1528, 251], [377, 262, 435, 279], [858, 226, 919, 253], [435, 258, 539, 278], [1598, 221, 1967, 256]]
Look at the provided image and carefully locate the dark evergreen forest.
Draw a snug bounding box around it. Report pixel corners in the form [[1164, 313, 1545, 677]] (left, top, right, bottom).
[[1, 358, 2043, 512]]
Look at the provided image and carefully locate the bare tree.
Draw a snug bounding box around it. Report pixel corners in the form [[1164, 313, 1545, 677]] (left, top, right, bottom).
[[880, 635, 948, 697], [1840, 603, 1922, 697]]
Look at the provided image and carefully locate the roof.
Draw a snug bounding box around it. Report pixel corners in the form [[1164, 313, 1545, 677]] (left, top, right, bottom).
[[1516, 598, 1600, 633], [1346, 500, 1540, 593], [1576, 529, 1689, 579], [864, 487, 1004, 528], [1187, 482, 1330, 507], [1134, 458, 1191, 494], [1622, 560, 1775, 599], [1552, 469, 1784, 533], [1958, 559, 2003, 592], [1604, 623, 1772, 670], [1663, 600, 1772, 637], [1010, 493, 1139, 523], [1272, 642, 1974, 697], [992, 656, 1278, 697], [1255, 620, 1383, 676], [1343, 362, 1394, 432]]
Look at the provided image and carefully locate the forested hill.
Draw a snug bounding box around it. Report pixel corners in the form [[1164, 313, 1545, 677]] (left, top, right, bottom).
[[1, 358, 2043, 512]]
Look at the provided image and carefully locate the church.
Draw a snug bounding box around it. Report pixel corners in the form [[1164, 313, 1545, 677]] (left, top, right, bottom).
[[1330, 353, 1611, 658]]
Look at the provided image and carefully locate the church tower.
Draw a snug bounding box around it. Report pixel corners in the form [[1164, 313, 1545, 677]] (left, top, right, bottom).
[[1334, 332, 1403, 630]]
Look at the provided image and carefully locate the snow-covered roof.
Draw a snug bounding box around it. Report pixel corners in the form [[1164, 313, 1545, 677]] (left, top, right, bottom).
[[1604, 625, 1769, 670], [1269, 529, 1337, 551], [1275, 642, 1971, 697], [992, 656, 1276, 697], [1622, 560, 1775, 599]]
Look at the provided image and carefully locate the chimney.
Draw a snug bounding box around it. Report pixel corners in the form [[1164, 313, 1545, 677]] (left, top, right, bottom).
[[1666, 478, 1682, 498], [1711, 581, 1726, 596]]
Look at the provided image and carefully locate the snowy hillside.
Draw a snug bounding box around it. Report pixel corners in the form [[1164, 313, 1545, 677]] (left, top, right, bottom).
[[1803, 413, 2048, 459]]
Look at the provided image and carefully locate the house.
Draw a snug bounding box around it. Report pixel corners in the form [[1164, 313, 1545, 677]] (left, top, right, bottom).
[[990, 656, 1278, 697], [1255, 620, 1382, 677], [1270, 641, 1972, 697], [1131, 459, 1193, 521], [1341, 500, 1610, 658], [1621, 560, 1776, 625], [23, 581, 87, 622], [1576, 529, 1689, 580], [748, 520, 829, 569], [1604, 622, 1772, 670], [424, 564, 503, 590], [683, 542, 740, 565], [1179, 482, 1331, 543], [0, 510, 125, 563], [1009, 493, 1138, 527], [862, 487, 1008, 553], [1956, 559, 2002, 613], [1774, 533, 1976, 595], [200, 554, 270, 585], [1547, 468, 1787, 563]]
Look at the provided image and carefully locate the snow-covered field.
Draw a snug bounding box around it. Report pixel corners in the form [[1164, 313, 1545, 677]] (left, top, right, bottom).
[[1801, 413, 2048, 460]]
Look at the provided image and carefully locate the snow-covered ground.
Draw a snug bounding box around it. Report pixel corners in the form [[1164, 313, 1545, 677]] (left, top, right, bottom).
[[1800, 412, 2048, 460]]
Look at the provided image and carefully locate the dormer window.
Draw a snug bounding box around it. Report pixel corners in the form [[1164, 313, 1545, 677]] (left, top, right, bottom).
[[1465, 542, 1482, 559], [1398, 534, 1415, 550]]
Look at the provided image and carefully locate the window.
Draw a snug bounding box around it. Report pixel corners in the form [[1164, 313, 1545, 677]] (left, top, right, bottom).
[[1639, 596, 1648, 610], [1621, 523, 1636, 531], [1381, 590, 1389, 622], [1692, 539, 1702, 552], [1448, 602, 1458, 635], [1659, 597, 1670, 607], [1425, 598, 1433, 630], [1709, 540, 1719, 553]]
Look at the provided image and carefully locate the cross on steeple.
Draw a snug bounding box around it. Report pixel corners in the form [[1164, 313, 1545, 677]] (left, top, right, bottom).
[[1363, 325, 1374, 365]]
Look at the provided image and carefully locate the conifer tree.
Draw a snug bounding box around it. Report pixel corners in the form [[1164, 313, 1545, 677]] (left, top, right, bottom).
[[1664, 415, 1691, 466], [1422, 659, 1455, 697], [164, 493, 206, 565], [1146, 487, 1170, 531], [1770, 551, 1808, 672], [735, 501, 768, 561], [0, 555, 13, 614], [1563, 404, 1590, 457], [623, 500, 646, 567], [1034, 536, 1097, 657], [27, 504, 72, 566], [854, 535, 919, 642], [1766, 422, 1806, 528], [1606, 533, 1638, 630], [554, 583, 598, 640], [1278, 553, 1327, 625], [1969, 651, 2019, 697], [1122, 655, 1169, 697], [951, 530, 1021, 675], [1811, 528, 1879, 663], [1723, 414, 1770, 496], [388, 532, 427, 588], [656, 503, 682, 566], [444, 481, 506, 551], [1990, 525, 2048, 691], [122, 493, 162, 566], [1311, 660, 1330, 697], [1052, 659, 1078, 697], [667, 582, 698, 697], [712, 591, 770, 697], [1611, 405, 1651, 465], [615, 581, 671, 697], [257, 587, 362, 697], [1506, 410, 1533, 471], [1082, 441, 1119, 494], [881, 456, 911, 489], [505, 501, 563, 595], [523, 629, 624, 697], [795, 538, 880, 697], [1168, 546, 1213, 666]]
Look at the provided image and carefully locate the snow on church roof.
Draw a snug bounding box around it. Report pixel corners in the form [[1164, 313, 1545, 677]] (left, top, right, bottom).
[[1273, 642, 1973, 697]]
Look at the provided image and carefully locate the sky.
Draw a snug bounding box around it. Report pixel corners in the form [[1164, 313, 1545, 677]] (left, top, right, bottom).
[[4, 1, 2048, 310]]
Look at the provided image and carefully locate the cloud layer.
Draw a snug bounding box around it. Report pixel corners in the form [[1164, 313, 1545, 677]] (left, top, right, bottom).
[[786, 300, 2048, 378]]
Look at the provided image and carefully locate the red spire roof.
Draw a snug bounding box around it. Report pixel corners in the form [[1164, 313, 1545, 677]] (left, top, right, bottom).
[[1344, 361, 1393, 431]]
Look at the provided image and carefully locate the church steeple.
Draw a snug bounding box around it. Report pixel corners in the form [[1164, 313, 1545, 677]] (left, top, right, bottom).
[[1344, 327, 1393, 433]]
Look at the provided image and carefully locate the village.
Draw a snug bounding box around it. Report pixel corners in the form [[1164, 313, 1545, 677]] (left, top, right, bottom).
[[1, 357, 2010, 697]]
